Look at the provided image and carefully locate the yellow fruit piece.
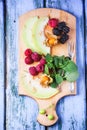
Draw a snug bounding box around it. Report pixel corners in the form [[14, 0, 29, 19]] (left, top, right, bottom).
[[48, 114, 54, 120], [40, 74, 53, 87], [49, 38, 56, 45], [39, 109, 46, 114]]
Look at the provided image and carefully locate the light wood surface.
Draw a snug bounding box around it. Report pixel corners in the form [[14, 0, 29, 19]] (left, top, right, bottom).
[[19, 8, 76, 126]]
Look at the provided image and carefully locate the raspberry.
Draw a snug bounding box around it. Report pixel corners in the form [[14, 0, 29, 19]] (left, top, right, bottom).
[[48, 18, 58, 28], [31, 52, 41, 62], [29, 66, 38, 76], [24, 49, 32, 56], [36, 64, 44, 73], [25, 57, 34, 64], [40, 58, 46, 65]]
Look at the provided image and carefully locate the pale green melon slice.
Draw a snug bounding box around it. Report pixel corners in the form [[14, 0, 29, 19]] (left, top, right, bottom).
[[21, 72, 59, 99], [32, 17, 50, 55], [22, 16, 50, 54], [22, 16, 39, 51]]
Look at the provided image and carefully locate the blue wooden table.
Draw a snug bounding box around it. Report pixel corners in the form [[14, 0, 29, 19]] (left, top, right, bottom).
[[0, 0, 86, 130]]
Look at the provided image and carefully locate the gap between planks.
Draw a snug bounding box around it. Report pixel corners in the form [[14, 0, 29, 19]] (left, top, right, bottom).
[[3, 0, 7, 130]]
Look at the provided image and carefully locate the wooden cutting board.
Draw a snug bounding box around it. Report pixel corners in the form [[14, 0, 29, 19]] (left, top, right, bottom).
[[18, 8, 76, 126]]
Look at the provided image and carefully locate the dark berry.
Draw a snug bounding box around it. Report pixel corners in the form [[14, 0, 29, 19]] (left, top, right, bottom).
[[58, 22, 66, 26], [59, 34, 69, 43], [52, 28, 62, 36], [31, 52, 41, 62], [36, 64, 44, 72], [48, 18, 59, 27], [57, 22, 66, 30], [63, 26, 70, 33], [24, 49, 32, 56], [25, 57, 34, 64], [29, 66, 38, 76]]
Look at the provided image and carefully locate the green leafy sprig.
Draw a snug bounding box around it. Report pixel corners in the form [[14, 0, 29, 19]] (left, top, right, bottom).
[[44, 54, 79, 88]]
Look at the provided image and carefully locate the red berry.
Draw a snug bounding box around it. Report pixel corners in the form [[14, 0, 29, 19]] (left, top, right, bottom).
[[29, 66, 38, 76], [36, 64, 44, 72], [31, 52, 41, 62], [40, 58, 46, 65], [24, 49, 32, 56], [25, 57, 34, 64], [48, 18, 58, 27]]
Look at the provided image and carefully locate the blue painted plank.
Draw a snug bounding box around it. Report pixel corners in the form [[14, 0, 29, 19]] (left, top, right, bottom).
[[46, 0, 86, 130], [85, 1, 87, 127], [85, 0, 87, 82], [6, 0, 45, 130], [0, 1, 5, 130]]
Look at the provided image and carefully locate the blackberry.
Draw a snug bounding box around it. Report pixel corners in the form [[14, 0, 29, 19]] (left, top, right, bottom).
[[59, 34, 69, 44], [58, 22, 66, 27], [57, 22, 66, 30], [52, 28, 62, 36], [63, 26, 70, 33]]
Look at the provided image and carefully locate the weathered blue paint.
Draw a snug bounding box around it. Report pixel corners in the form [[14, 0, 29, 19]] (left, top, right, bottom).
[[85, 0, 87, 82], [0, 1, 5, 130], [85, 0, 87, 129], [6, 0, 45, 130], [46, 0, 86, 130], [0, 0, 86, 130]]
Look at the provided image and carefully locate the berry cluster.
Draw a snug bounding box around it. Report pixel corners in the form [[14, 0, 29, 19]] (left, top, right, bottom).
[[24, 49, 46, 76], [48, 18, 70, 44]]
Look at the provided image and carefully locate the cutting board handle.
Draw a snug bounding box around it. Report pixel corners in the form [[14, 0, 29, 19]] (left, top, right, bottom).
[[37, 101, 58, 126]]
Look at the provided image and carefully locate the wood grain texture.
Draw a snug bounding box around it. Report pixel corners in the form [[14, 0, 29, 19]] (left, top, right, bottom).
[[19, 8, 76, 126], [46, 0, 86, 130], [6, 0, 45, 130], [0, 1, 5, 130]]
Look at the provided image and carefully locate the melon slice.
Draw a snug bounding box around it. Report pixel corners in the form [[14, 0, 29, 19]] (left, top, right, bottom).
[[22, 16, 39, 51], [21, 72, 60, 99], [32, 17, 50, 55], [22, 16, 50, 55]]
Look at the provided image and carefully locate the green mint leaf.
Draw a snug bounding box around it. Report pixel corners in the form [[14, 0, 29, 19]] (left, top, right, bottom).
[[65, 71, 79, 82], [63, 61, 78, 73], [57, 56, 69, 68], [46, 54, 53, 63], [58, 69, 65, 77], [53, 56, 59, 68], [50, 82, 58, 88], [55, 74, 63, 84], [44, 64, 49, 74], [59, 58, 63, 66], [47, 62, 54, 69], [58, 56, 64, 67], [62, 57, 69, 66]]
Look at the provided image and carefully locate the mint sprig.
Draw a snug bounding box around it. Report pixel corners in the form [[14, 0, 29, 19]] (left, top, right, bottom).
[[44, 54, 79, 88]]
